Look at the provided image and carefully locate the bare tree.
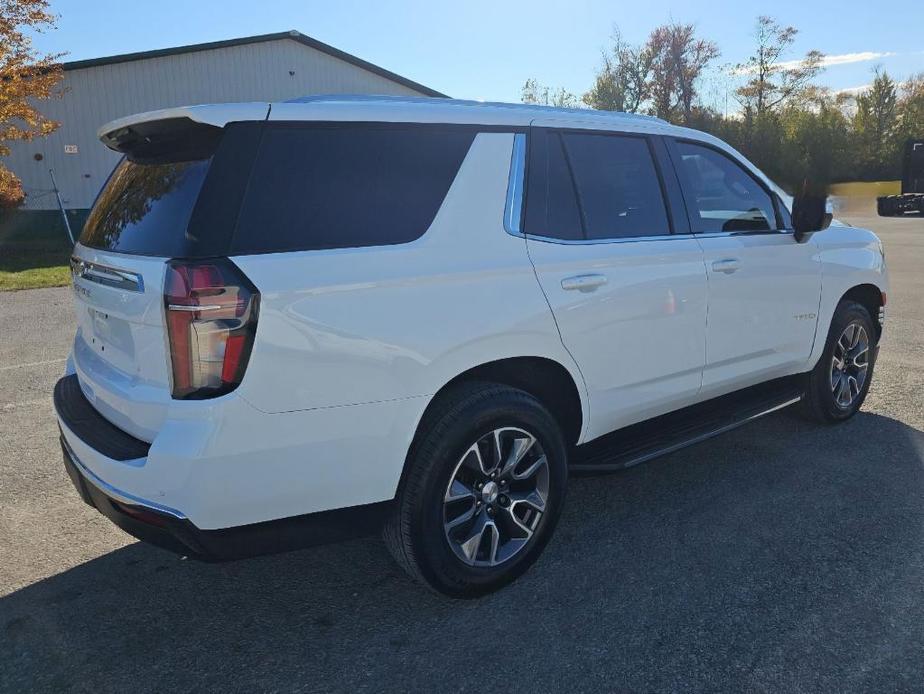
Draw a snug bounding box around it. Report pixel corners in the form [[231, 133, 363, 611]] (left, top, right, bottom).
[[734, 16, 824, 116], [521, 78, 579, 108], [670, 24, 721, 122], [582, 29, 652, 113]]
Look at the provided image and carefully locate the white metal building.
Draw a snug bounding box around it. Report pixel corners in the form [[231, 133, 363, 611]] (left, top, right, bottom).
[[5, 30, 445, 213]]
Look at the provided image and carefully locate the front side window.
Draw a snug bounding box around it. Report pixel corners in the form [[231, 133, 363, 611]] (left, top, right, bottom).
[[523, 129, 671, 241], [232, 125, 475, 254], [674, 141, 777, 233]]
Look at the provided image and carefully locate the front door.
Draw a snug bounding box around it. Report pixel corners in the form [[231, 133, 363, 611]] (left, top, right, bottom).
[[666, 139, 822, 395]]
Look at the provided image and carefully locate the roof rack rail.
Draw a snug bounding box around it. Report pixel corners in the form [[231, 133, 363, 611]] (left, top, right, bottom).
[[282, 94, 667, 123]]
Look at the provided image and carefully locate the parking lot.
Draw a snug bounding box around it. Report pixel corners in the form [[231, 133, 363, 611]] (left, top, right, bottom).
[[1, 211, 922, 692]]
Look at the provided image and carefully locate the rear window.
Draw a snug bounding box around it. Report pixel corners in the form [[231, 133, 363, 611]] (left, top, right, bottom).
[[79, 158, 211, 256], [231, 125, 475, 254]]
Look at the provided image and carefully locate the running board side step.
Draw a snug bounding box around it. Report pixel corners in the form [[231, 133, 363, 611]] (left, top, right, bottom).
[[571, 376, 804, 473]]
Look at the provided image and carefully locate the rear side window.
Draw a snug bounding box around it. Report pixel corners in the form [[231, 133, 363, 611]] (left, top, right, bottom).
[[523, 130, 583, 240], [523, 129, 671, 240], [562, 133, 671, 240], [80, 158, 211, 256], [673, 141, 777, 233], [232, 125, 475, 254], [80, 118, 227, 257]]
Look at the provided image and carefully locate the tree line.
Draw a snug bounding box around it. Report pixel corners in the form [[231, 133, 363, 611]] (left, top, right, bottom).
[[522, 16, 923, 190]]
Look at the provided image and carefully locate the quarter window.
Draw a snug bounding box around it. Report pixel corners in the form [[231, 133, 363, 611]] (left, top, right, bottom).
[[233, 125, 475, 254], [674, 141, 777, 233]]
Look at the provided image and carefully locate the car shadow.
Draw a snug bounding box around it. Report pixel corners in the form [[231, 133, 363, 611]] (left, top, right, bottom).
[[4, 411, 924, 692]]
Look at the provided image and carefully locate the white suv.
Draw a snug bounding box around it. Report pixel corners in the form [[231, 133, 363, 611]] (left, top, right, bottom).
[[56, 96, 888, 596]]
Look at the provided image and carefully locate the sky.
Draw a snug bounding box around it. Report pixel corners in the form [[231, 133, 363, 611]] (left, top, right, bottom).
[[29, 0, 924, 109]]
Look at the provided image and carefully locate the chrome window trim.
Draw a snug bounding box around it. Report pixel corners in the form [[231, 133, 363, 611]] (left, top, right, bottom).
[[61, 435, 187, 520], [503, 132, 527, 235], [501, 130, 794, 246], [71, 256, 145, 293], [511, 228, 795, 246]]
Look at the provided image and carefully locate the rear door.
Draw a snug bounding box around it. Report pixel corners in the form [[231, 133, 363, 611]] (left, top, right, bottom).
[[521, 125, 708, 439], [665, 138, 821, 395]]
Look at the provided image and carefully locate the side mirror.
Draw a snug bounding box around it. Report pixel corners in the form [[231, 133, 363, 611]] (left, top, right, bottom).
[[791, 193, 832, 242]]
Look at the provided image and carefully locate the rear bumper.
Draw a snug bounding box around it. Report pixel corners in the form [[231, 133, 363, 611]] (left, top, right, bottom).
[[60, 433, 390, 561], [54, 372, 404, 559], [53, 372, 424, 529]]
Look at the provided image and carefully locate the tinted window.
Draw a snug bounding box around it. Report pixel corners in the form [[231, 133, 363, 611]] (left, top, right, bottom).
[[523, 130, 583, 240], [80, 158, 212, 256], [232, 125, 475, 254], [675, 142, 777, 233], [562, 133, 671, 239]]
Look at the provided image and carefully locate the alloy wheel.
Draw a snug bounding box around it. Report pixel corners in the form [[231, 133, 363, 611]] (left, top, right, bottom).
[[442, 427, 549, 567], [830, 321, 870, 409]]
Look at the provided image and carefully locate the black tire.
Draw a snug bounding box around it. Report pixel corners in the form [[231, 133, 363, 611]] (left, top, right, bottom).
[[800, 300, 877, 424], [383, 381, 568, 598]]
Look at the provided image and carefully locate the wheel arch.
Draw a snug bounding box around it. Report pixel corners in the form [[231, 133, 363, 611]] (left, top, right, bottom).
[[415, 356, 586, 449], [840, 283, 885, 342]]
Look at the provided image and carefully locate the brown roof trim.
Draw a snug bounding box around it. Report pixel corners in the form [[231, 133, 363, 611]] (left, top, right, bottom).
[[62, 30, 448, 98]]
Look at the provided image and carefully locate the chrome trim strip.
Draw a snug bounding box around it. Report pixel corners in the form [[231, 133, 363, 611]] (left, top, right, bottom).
[[61, 435, 187, 520], [503, 133, 527, 235], [71, 256, 145, 293], [517, 228, 794, 246], [571, 395, 802, 472], [167, 304, 223, 312]]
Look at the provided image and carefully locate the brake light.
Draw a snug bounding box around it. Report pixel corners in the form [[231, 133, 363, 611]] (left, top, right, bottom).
[[164, 259, 259, 399]]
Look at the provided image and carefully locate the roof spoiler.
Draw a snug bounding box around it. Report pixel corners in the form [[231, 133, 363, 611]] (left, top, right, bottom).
[[98, 103, 271, 153]]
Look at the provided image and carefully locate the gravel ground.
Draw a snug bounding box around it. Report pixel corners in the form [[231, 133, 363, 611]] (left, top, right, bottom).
[[2, 212, 923, 693]]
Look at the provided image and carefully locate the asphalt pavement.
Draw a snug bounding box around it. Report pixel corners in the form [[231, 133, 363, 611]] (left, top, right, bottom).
[[1, 212, 923, 692]]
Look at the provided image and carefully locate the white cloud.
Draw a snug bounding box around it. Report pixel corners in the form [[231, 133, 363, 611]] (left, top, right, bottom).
[[837, 84, 871, 95], [733, 51, 896, 75]]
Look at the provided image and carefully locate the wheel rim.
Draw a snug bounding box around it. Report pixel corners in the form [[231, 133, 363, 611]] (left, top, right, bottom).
[[830, 321, 870, 409], [442, 427, 549, 568]]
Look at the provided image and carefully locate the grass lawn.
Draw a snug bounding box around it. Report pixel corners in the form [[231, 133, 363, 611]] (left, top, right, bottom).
[[0, 230, 72, 291]]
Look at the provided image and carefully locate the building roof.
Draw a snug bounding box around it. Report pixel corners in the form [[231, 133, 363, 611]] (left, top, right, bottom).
[[62, 30, 447, 98]]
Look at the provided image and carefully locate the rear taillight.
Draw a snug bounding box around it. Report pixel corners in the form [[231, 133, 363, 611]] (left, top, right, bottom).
[[164, 259, 259, 400]]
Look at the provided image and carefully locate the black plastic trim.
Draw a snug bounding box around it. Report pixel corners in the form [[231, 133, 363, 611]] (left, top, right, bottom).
[[54, 375, 151, 461], [61, 437, 391, 561], [572, 375, 805, 472]]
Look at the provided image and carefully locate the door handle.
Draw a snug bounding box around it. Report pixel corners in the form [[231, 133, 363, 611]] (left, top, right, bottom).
[[711, 258, 740, 274], [561, 274, 608, 292]]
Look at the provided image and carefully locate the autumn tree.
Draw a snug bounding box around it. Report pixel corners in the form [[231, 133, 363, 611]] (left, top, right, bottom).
[[735, 16, 823, 117], [645, 23, 719, 123], [0, 0, 63, 208]]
